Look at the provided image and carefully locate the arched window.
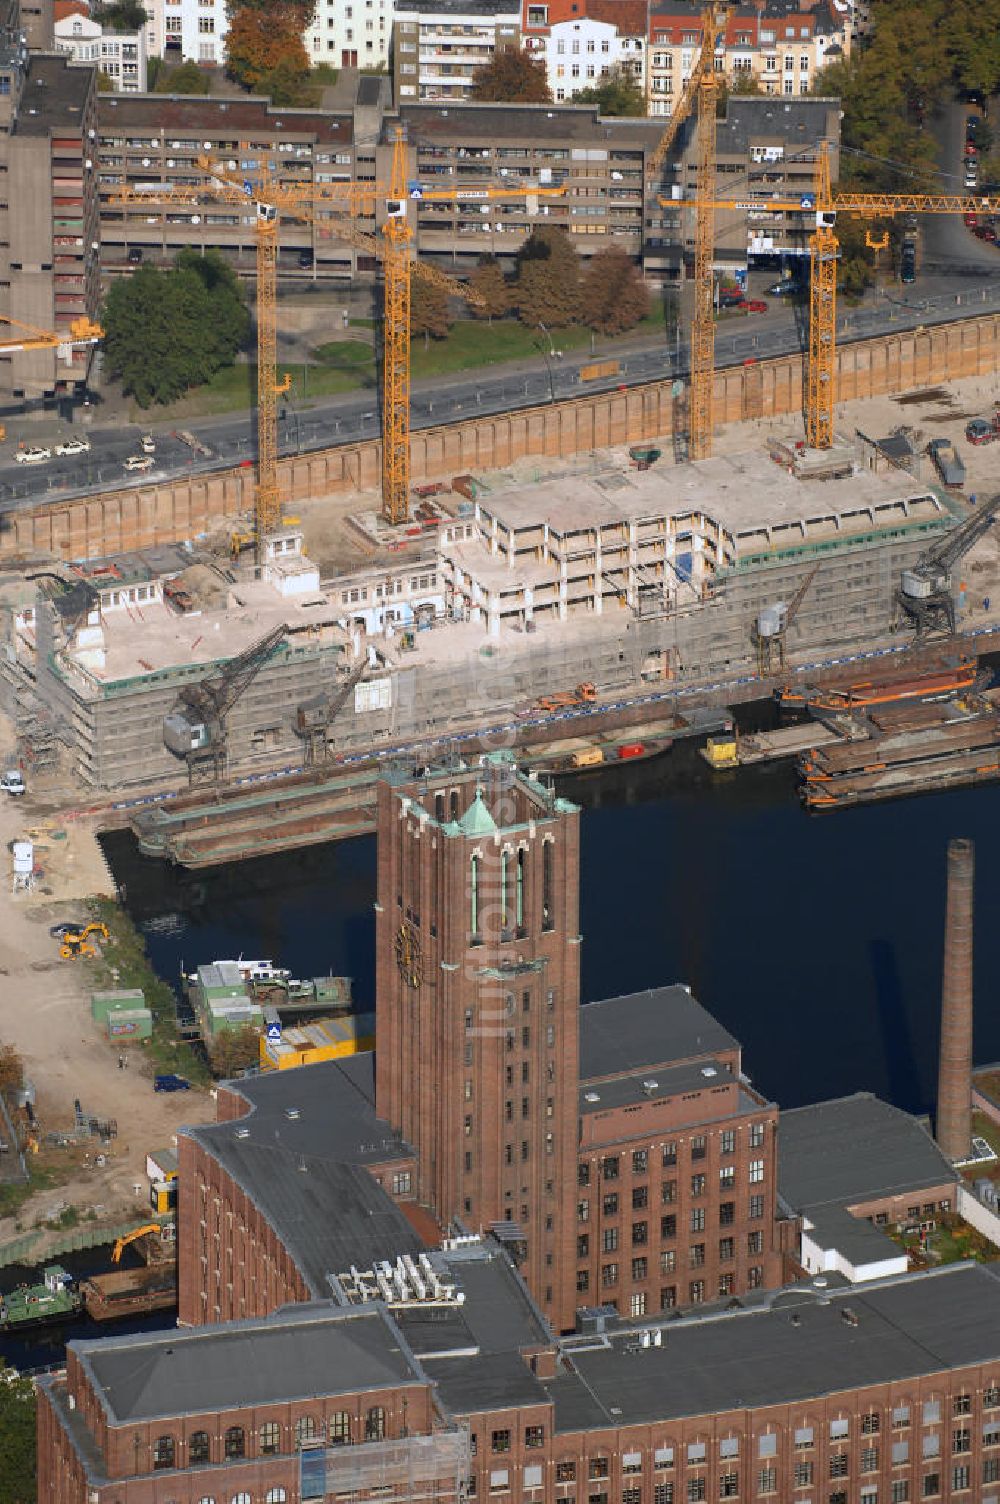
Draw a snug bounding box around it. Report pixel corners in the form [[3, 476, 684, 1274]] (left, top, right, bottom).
[[259, 1420, 280, 1454], [266, 1491, 288, 1503], [224, 1426, 245, 1460], [470, 854, 481, 940], [366, 1406, 386, 1441], [435, 791, 445, 823], [296, 1415, 319, 1448], [189, 1430, 210, 1464], [542, 841, 554, 931], [329, 1411, 352, 1446], [231, 1494, 251, 1504], [450, 789, 460, 821], [197, 1497, 217, 1504], [153, 1434, 175, 1469], [516, 848, 526, 933]]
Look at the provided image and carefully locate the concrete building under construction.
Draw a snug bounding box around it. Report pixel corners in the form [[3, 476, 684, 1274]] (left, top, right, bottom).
[[1, 436, 959, 791]]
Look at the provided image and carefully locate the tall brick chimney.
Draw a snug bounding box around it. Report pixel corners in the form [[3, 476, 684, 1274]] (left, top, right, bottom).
[[936, 837, 974, 1162]]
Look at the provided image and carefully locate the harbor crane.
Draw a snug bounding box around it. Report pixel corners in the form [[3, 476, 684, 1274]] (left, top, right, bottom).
[[664, 143, 1000, 449], [897, 491, 1000, 636], [164, 622, 287, 782], [294, 655, 370, 766], [752, 563, 820, 676]]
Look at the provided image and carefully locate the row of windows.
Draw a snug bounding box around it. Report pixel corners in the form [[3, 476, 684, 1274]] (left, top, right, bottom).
[[581, 1198, 767, 1230], [576, 1274, 765, 1310], [579, 1128, 767, 1184], [152, 1409, 386, 1467], [580, 1230, 765, 1261]]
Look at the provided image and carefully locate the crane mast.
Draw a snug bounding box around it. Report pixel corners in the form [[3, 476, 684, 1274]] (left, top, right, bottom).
[[382, 129, 412, 527], [897, 492, 1000, 636]]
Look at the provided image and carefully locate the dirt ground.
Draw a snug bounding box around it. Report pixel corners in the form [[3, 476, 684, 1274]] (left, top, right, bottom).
[[0, 737, 215, 1244]]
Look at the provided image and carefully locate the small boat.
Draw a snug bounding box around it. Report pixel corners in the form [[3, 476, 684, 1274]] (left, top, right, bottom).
[[0, 1265, 81, 1330], [527, 735, 673, 778]]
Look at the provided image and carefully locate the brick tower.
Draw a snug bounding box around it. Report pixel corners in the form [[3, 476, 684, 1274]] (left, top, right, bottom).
[[375, 754, 581, 1331], [936, 837, 974, 1163]]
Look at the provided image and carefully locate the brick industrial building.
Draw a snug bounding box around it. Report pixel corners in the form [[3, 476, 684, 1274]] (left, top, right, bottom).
[[38, 1250, 1000, 1503]]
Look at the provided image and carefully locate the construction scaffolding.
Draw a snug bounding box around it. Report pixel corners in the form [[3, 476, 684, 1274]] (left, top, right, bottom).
[[299, 1431, 470, 1504]]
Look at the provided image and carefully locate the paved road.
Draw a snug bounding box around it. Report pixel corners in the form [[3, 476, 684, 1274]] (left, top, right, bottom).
[[2, 139, 998, 514], [922, 100, 1000, 275]]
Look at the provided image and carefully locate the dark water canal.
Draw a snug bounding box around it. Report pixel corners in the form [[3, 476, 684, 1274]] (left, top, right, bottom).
[[100, 737, 1000, 1121]]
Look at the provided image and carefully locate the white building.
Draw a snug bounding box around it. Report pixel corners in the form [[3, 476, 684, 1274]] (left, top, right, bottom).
[[54, 12, 148, 91], [526, 16, 643, 101], [305, 0, 394, 69], [141, 0, 229, 65]]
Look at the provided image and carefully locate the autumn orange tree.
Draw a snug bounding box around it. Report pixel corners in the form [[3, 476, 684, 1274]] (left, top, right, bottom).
[[225, 0, 314, 97]]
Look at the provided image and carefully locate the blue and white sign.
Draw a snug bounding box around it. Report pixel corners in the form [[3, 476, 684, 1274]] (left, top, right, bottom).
[[266, 1020, 282, 1042], [408, 182, 424, 199], [799, 193, 816, 209], [243, 180, 254, 197]]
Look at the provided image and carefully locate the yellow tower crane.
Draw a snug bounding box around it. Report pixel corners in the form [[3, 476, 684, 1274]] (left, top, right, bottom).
[[114, 163, 380, 560], [664, 142, 1000, 448], [646, 4, 727, 460], [374, 127, 566, 524], [0, 315, 103, 355]]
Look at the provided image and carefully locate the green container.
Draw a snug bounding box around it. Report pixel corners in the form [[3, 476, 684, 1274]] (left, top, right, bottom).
[[107, 1008, 153, 1040], [91, 989, 145, 1023]]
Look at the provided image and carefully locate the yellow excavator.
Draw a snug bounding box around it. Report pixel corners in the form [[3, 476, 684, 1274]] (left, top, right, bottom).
[[58, 921, 109, 959], [111, 1223, 163, 1264]]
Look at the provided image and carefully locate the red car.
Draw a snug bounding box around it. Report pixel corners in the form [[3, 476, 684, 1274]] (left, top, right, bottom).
[[745, 299, 769, 313], [965, 212, 979, 227]]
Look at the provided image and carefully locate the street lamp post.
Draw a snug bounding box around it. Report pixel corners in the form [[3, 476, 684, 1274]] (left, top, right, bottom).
[[536, 322, 561, 404]]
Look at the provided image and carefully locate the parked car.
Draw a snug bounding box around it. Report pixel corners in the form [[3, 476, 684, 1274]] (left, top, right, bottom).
[[966, 115, 980, 141], [718, 291, 745, 309], [965, 211, 980, 227], [127, 247, 143, 265], [974, 225, 997, 242], [297, 249, 314, 269], [966, 416, 1000, 445], [14, 446, 51, 465], [49, 920, 90, 938], [153, 1074, 191, 1093], [965, 166, 979, 188], [123, 455, 154, 473], [745, 299, 769, 313], [766, 280, 804, 296], [55, 437, 90, 457], [0, 769, 25, 796], [901, 243, 917, 283], [140, 434, 156, 454]]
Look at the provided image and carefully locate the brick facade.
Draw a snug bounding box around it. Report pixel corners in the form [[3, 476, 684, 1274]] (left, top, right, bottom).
[[375, 761, 582, 1334]]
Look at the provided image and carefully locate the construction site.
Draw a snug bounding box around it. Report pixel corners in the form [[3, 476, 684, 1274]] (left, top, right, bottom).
[[0, 12, 998, 861]]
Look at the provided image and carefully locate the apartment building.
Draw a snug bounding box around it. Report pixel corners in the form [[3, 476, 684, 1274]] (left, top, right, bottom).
[[399, 100, 661, 267], [649, 93, 842, 278], [0, 49, 100, 403], [96, 92, 365, 276], [54, 10, 148, 91], [521, 0, 646, 102], [647, 0, 850, 118], [140, 0, 229, 65], [393, 0, 521, 103], [305, 0, 394, 68]]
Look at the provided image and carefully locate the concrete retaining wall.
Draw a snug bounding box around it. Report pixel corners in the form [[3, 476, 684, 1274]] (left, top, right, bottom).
[[3, 312, 1000, 564]]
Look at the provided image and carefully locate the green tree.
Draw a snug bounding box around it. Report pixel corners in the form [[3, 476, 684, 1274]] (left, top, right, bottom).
[[93, 0, 147, 30], [513, 226, 583, 328], [102, 251, 249, 407], [574, 65, 645, 116], [96, 69, 116, 92], [153, 59, 212, 94], [0, 1360, 36, 1504], [471, 45, 551, 103], [410, 278, 452, 346], [469, 256, 510, 324], [224, 1, 313, 92], [581, 244, 649, 335]]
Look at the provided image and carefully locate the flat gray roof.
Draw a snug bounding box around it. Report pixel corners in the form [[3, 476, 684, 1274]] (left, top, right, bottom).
[[76, 1304, 423, 1425], [778, 1093, 959, 1213], [184, 1055, 424, 1295], [392, 1243, 551, 1362], [425, 1350, 550, 1417], [477, 448, 945, 549], [802, 1202, 903, 1267], [19, 54, 91, 135], [580, 986, 738, 1083], [545, 1263, 1000, 1431], [580, 1057, 735, 1115]]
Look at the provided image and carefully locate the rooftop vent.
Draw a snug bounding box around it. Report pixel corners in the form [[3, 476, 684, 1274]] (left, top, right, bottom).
[[641, 1079, 659, 1096], [285, 1107, 301, 1120], [584, 1091, 600, 1103], [841, 1308, 859, 1327], [235, 1127, 250, 1139], [701, 1066, 717, 1078]]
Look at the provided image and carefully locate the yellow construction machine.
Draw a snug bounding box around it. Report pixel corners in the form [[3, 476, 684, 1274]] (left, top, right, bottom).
[[111, 1223, 163, 1264], [58, 921, 110, 959]]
